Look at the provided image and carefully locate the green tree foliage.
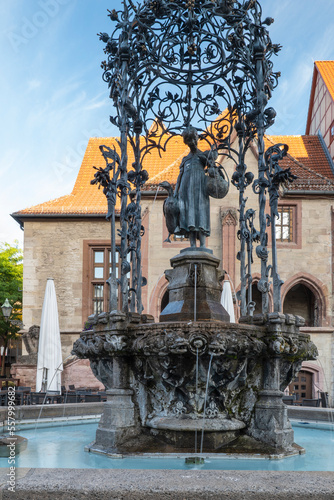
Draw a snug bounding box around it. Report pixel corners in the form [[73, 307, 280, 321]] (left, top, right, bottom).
[[0, 242, 23, 376]]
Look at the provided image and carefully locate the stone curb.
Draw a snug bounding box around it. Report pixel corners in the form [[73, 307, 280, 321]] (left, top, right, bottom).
[[0, 469, 334, 499]]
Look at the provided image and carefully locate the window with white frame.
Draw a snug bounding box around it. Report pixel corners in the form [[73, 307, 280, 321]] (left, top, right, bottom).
[[276, 206, 293, 242]]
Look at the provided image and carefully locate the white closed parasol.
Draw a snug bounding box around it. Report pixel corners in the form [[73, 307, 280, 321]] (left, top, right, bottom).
[[221, 280, 235, 323], [36, 278, 63, 392]]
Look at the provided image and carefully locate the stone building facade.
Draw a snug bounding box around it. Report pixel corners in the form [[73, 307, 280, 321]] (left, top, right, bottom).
[[12, 61, 334, 402]]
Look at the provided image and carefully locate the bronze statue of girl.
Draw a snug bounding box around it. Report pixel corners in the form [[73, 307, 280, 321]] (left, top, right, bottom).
[[174, 126, 214, 248], [160, 126, 228, 248]]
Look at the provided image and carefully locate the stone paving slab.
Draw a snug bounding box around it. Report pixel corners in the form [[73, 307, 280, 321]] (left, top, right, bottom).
[[0, 469, 333, 499]]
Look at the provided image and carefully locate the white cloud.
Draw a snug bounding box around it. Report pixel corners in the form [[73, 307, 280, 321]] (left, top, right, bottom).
[[84, 94, 108, 111], [27, 79, 42, 91]]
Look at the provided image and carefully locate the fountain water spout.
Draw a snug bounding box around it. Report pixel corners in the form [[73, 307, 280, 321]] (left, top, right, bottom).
[[200, 353, 213, 454]]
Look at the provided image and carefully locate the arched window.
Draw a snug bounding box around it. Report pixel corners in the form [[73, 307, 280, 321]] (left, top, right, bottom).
[[283, 284, 317, 327], [281, 273, 327, 327]]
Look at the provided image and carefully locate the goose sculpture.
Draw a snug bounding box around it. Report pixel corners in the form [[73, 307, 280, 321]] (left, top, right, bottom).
[[159, 181, 180, 243]]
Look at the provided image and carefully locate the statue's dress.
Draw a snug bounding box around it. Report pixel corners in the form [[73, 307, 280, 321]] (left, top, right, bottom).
[[177, 151, 210, 236]]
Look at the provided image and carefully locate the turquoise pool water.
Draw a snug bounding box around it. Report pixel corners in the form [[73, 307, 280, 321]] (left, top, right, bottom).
[[1, 420, 333, 470]]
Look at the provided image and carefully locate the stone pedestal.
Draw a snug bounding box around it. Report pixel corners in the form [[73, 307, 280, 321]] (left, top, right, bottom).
[[252, 389, 294, 449], [249, 314, 301, 451], [90, 388, 138, 454], [160, 248, 229, 322]]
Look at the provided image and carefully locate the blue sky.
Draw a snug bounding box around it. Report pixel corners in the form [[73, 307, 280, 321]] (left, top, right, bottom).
[[1, 0, 334, 247]]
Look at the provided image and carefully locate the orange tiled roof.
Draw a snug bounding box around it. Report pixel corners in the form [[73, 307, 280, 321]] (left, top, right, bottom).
[[306, 61, 334, 134], [266, 134, 334, 180], [148, 149, 189, 186], [316, 61, 334, 102], [14, 128, 334, 219], [13, 113, 232, 217], [265, 135, 334, 192], [13, 134, 189, 216]]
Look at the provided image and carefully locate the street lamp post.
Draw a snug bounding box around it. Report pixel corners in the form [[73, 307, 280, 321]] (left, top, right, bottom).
[[1, 299, 13, 377]]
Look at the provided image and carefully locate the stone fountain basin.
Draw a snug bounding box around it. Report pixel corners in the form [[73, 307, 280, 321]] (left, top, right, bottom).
[[73, 313, 318, 455], [145, 416, 246, 451], [146, 416, 246, 432]]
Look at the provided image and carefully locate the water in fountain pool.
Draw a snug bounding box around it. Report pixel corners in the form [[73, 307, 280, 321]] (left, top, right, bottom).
[[0, 419, 333, 470]]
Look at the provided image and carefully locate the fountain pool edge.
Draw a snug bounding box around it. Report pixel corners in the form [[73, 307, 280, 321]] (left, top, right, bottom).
[[1, 468, 334, 499], [0, 402, 332, 428]]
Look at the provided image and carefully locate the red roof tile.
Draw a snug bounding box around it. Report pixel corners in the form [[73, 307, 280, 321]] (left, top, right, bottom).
[[266, 135, 334, 180], [265, 135, 334, 192]]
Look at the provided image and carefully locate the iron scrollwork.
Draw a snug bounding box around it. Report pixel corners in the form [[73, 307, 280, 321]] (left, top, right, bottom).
[[264, 143, 296, 312]]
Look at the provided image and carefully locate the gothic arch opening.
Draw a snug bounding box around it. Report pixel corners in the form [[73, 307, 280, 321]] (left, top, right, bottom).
[[283, 284, 318, 327], [282, 274, 326, 327]]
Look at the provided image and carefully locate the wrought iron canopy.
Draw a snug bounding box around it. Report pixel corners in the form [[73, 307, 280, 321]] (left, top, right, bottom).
[[91, 0, 295, 318]]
